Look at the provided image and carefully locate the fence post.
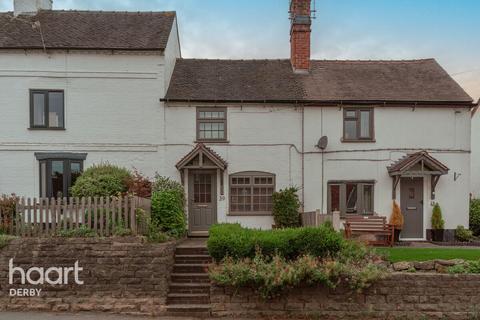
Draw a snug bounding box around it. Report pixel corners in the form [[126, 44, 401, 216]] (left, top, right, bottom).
[[130, 197, 136, 235]]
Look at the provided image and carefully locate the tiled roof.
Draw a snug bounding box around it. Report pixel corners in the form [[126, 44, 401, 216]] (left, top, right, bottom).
[[164, 59, 473, 104], [0, 10, 175, 50]]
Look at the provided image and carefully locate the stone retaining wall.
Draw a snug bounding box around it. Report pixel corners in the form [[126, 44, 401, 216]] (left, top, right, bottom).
[[0, 237, 176, 315], [211, 273, 480, 319]]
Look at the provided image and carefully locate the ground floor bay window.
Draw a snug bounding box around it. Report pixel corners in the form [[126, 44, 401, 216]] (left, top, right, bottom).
[[35, 153, 86, 198], [328, 181, 374, 216]]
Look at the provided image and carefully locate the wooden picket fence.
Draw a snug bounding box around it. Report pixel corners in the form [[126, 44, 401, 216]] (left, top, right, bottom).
[[301, 209, 341, 231], [1, 196, 151, 237]]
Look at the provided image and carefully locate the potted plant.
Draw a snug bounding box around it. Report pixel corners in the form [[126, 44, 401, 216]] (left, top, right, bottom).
[[389, 200, 404, 242], [431, 203, 445, 242]]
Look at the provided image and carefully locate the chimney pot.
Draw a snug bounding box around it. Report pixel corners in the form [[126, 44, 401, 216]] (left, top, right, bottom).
[[14, 0, 52, 16], [290, 0, 312, 73]]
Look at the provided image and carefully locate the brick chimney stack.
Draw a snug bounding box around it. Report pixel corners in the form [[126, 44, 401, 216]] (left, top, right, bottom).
[[290, 0, 312, 73]]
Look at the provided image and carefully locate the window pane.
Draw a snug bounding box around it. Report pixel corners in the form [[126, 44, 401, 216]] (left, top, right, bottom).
[[330, 185, 340, 212], [346, 184, 357, 214], [363, 185, 373, 214], [360, 111, 370, 138], [344, 120, 357, 140], [70, 162, 82, 190], [33, 93, 46, 126], [345, 110, 356, 118], [49, 92, 64, 128], [51, 161, 64, 198]]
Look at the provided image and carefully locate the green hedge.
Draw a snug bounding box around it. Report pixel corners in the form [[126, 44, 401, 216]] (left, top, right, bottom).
[[71, 163, 132, 198], [207, 223, 344, 261]]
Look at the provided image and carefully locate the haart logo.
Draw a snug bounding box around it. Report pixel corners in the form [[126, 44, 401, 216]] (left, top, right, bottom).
[[8, 259, 83, 297]]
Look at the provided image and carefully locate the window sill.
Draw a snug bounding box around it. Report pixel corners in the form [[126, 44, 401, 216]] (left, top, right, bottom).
[[341, 138, 375, 143], [195, 140, 229, 144], [228, 212, 272, 217], [29, 127, 66, 131]]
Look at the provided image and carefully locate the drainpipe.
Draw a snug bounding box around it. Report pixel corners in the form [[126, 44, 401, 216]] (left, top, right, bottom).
[[301, 105, 305, 211], [320, 107, 324, 213]]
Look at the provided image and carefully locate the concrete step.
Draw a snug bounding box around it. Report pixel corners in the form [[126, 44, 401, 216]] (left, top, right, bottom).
[[167, 293, 210, 305], [165, 304, 211, 317], [175, 247, 209, 256], [175, 254, 212, 264], [171, 273, 210, 284], [173, 263, 208, 274], [169, 282, 211, 294]]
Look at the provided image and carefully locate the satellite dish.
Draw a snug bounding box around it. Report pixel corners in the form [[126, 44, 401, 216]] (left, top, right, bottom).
[[317, 136, 328, 150]]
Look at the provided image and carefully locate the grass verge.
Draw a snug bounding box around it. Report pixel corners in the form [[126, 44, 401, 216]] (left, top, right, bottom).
[[377, 247, 480, 262]]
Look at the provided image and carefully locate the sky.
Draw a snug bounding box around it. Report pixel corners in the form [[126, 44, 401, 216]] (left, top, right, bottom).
[[1, 0, 479, 100]]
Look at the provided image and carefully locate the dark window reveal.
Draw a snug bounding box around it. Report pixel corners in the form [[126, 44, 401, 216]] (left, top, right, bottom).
[[343, 108, 374, 141], [328, 181, 375, 216], [229, 172, 275, 215], [196, 107, 227, 141], [30, 90, 65, 129]]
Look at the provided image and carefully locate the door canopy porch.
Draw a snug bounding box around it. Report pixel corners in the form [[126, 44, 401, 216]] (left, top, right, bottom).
[[388, 151, 449, 200], [176, 143, 227, 171]]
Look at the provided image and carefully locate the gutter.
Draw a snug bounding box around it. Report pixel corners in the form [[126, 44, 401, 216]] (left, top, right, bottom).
[[472, 99, 480, 117], [161, 98, 476, 108]]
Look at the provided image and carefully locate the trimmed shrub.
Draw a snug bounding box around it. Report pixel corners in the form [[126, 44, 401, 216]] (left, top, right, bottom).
[[272, 187, 301, 228], [70, 163, 132, 198], [151, 188, 186, 238], [470, 198, 480, 236], [207, 223, 345, 261], [0, 194, 18, 234], [431, 203, 445, 230], [125, 169, 152, 198], [150, 175, 186, 238], [455, 225, 473, 242], [389, 200, 404, 229]]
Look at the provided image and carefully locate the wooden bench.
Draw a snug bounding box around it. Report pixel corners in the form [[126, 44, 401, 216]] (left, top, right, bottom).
[[344, 215, 394, 246]]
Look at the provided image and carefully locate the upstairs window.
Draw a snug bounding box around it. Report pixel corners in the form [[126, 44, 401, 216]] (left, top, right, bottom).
[[343, 108, 374, 141], [230, 172, 275, 215], [196, 107, 227, 142], [328, 181, 374, 217], [30, 90, 65, 129]]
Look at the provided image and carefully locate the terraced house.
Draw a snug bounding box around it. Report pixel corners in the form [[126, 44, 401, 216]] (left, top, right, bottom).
[[0, 0, 476, 240]]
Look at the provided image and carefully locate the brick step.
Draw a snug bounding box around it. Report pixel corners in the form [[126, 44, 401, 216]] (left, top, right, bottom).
[[167, 293, 210, 305], [171, 273, 210, 284], [166, 304, 211, 317], [175, 254, 212, 264], [175, 247, 209, 256], [169, 282, 211, 294], [173, 263, 208, 274]]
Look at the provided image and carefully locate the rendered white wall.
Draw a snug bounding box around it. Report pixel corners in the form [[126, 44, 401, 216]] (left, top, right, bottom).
[[471, 113, 480, 198], [303, 106, 471, 235]]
